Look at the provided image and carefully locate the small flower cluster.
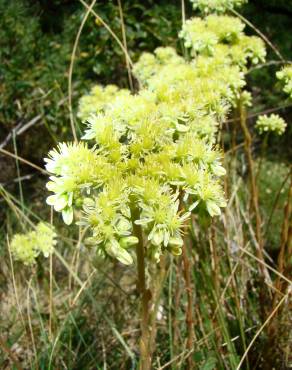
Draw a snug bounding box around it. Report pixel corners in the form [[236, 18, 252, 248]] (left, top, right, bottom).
[[10, 222, 57, 265], [134, 47, 245, 114], [276, 65, 292, 99], [191, 0, 247, 13], [132, 47, 184, 83], [255, 114, 287, 136], [179, 15, 266, 67], [77, 84, 130, 122], [45, 142, 115, 224]]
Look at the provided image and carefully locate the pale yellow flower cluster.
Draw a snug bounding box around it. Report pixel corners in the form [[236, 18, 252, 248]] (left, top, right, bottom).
[[44, 2, 267, 265], [11, 222, 57, 265], [256, 114, 287, 136]]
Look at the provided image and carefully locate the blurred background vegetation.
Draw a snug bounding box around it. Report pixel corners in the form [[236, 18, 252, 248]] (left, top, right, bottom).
[[0, 1, 291, 368]]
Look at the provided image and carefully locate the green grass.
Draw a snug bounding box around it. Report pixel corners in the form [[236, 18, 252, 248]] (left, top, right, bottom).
[[1, 157, 290, 369]]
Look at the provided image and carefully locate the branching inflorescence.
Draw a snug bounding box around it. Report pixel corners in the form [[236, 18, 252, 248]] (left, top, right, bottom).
[[44, 9, 267, 267]]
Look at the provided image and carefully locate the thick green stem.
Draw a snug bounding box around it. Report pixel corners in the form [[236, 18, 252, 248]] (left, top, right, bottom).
[[133, 210, 152, 370]]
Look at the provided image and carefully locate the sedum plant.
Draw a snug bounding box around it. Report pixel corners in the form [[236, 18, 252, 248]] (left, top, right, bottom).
[[44, 40, 230, 367], [45, 21, 266, 266], [255, 114, 287, 136], [42, 0, 270, 367]]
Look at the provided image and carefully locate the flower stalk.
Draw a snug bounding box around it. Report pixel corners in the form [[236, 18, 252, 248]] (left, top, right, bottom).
[[132, 208, 152, 370], [180, 195, 195, 369]]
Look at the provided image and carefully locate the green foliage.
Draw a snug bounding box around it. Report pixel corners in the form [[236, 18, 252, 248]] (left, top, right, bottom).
[[241, 0, 292, 117], [0, 0, 71, 133], [257, 159, 290, 249]]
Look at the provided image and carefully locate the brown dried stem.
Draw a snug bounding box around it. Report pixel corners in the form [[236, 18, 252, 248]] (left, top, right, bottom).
[[238, 98, 264, 273]]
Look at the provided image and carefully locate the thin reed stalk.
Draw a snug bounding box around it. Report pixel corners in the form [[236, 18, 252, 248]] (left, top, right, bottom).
[[236, 292, 289, 370], [68, 0, 97, 142], [270, 170, 292, 318], [238, 97, 264, 273], [117, 0, 134, 91]]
